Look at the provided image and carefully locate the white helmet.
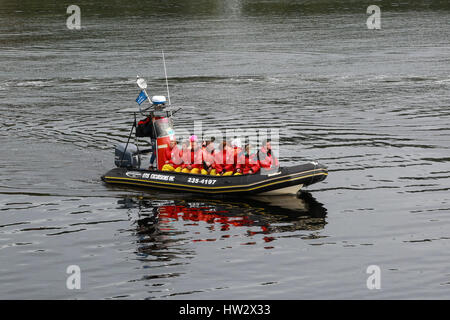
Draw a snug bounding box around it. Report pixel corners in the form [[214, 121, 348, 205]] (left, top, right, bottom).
[[231, 138, 242, 148]]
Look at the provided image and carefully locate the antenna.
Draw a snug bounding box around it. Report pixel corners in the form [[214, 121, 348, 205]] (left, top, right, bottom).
[[162, 50, 171, 106]]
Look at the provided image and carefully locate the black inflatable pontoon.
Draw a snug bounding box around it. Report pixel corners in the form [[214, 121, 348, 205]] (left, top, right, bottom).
[[102, 162, 327, 195]]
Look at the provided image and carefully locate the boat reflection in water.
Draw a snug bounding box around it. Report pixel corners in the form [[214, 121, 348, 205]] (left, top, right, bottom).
[[117, 192, 327, 251], [115, 192, 327, 297]]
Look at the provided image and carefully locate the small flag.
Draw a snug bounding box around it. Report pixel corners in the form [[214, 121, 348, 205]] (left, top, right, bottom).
[[136, 90, 148, 105]]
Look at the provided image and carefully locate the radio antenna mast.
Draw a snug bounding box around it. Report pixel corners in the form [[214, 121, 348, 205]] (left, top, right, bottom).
[[162, 50, 171, 106]]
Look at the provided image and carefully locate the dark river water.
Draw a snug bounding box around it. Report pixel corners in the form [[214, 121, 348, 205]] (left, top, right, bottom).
[[1, 1, 449, 299]]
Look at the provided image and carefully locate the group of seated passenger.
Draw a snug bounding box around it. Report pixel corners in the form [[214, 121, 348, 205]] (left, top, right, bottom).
[[161, 135, 279, 176]]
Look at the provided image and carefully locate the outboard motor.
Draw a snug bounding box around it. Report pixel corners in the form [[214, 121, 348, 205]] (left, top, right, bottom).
[[115, 143, 141, 169]]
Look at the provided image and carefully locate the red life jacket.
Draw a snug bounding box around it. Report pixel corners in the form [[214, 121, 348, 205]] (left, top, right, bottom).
[[180, 148, 190, 168], [258, 147, 279, 169], [165, 145, 182, 167], [233, 147, 241, 166], [237, 152, 260, 174], [214, 148, 235, 173], [181, 147, 203, 169], [202, 147, 215, 169]]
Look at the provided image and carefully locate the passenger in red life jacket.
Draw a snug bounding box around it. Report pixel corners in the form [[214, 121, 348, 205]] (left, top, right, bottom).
[[202, 139, 217, 175], [258, 139, 279, 172], [231, 138, 242, 169], [181, 135, 203, 174], [161, 139, 183, 172], [178, 140, 189, 171], [214, 141, 235, 176], [235, 144, 260, 175]]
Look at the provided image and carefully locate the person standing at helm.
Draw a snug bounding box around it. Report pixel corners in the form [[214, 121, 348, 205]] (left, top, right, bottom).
[[258, 139, 279, 172], [162, 139, 182, 172]]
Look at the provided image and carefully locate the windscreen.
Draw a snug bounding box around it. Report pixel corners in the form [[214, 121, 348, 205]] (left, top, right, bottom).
[[154, 117, 174, 137]]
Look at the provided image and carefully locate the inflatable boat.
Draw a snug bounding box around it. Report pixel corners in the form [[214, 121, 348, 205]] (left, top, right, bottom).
[[101, 74, 328, 195]]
